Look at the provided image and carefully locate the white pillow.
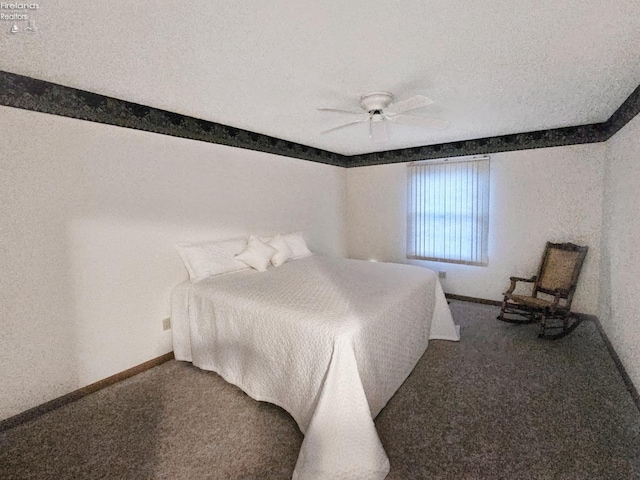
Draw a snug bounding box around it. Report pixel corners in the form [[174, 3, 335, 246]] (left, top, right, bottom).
[[282, 232, 313, 259], [175, 237, 249, 282], [235, 236, 278, 272], [268, 234, 292, 267]]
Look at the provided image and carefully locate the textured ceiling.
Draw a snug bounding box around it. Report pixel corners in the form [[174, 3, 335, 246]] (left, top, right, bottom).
[[1, 1, 639, 156]]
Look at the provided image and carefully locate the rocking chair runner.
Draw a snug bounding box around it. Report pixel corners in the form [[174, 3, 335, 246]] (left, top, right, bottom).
[[497, 242, 588, 339]]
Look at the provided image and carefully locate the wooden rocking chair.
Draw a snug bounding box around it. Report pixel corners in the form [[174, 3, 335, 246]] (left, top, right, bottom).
[[497, 242, 588, 340]]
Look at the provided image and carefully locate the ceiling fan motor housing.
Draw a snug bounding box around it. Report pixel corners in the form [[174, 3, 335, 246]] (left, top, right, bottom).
[[360, 92, 394, 112]]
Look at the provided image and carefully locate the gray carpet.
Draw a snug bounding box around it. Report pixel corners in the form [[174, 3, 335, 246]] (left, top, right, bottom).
[[1, 301, 639, 479]]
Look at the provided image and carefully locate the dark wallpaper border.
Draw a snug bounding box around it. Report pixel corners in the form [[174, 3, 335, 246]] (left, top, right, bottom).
[[1, 70, 639, 168], [0, 71, 343, 167]]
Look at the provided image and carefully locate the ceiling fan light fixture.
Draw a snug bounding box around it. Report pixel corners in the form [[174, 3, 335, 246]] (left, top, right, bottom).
[[370, 118, 388, 143], [370, 111, 385, 122]]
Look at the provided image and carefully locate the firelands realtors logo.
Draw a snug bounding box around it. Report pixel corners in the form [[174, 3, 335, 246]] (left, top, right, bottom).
[[1, 3, 39, 34]]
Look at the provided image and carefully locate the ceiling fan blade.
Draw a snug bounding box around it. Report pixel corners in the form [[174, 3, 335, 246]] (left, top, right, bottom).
[[387, 114, 449, 129], [385, 95, 434, 115], [321, 118, 368, 134], [370, 119, 388, 143], [318, 107, 365, 115]]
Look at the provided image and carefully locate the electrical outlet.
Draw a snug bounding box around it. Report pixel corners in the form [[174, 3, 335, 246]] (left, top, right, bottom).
[[438, 271, 447, 279], [162, 317, 171, 331]]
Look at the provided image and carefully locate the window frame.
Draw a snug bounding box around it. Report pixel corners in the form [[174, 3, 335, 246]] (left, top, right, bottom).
[[406, 156, 490, 266]]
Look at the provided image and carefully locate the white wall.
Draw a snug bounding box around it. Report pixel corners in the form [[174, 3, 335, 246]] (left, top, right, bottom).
[[5, 98, 637, 422], [0, 106, 347, 421], [600, 114, 640, 389], [346, 144, 605, 315]]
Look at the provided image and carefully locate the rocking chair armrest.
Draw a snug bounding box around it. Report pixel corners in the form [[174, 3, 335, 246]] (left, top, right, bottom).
[[544, 289, 571, 313], [509, 276, 537, 283], [504, 275, 537, 295]]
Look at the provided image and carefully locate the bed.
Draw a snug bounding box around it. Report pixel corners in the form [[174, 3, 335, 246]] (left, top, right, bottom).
[[171, 254, 459, 480]]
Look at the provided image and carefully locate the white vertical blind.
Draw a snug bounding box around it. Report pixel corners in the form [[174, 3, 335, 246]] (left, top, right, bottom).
[[407, 157, 490, 266]]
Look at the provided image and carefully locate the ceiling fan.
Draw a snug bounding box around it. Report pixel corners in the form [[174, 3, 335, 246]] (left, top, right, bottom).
[[319, 92, 449, 143]]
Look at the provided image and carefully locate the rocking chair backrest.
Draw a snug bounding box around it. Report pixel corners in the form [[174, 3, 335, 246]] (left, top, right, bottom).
[[534, 242, 588, 301]]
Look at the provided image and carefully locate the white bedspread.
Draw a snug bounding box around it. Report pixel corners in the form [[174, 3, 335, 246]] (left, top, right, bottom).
[[171, 255, 459, 479]]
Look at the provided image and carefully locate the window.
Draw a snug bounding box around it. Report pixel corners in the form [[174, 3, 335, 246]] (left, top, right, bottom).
[[407, 157, 490, 266]]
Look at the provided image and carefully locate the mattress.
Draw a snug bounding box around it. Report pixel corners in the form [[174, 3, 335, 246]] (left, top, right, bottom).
[[171, 255, 459, 479]]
